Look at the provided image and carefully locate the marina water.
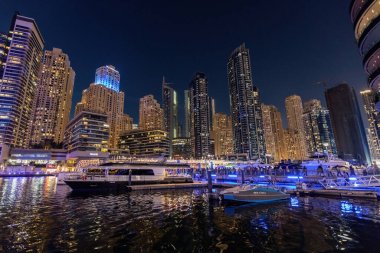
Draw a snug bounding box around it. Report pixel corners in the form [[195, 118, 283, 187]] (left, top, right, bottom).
[[1, 177, 380, 252]]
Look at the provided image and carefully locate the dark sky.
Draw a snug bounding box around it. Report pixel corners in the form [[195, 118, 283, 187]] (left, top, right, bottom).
[[0, 0, 368, 125]]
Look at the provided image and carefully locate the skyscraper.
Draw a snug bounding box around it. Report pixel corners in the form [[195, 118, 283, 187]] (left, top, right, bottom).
[[184, 89, 191, 137], [162, 77, 178, 139], [350, 0, 380, 91], [0, 33, 9, 78], [0, 14, 44, 148], [189, 72, 211, 159], [94, 65, 120, 92], [262, 104, 287, 162], [212, 113, 233, 157], [325, 83, 371, 164], [360, 89, 380, 161], [227, 43, 265, 160], [285, 95, 308, 160], [30, 48, 75, 147], [139, 95, 164, 131], [75, 66, 125, 148], [302, 99, 336, 156]]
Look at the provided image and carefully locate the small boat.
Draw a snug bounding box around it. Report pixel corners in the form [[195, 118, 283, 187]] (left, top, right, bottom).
[[221, 185, 290, 203]]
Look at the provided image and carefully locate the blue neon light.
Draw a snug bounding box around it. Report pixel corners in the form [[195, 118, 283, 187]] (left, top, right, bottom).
[[211, 174, 216, 177], [228, 174, 238, 178], [259, 175, 265, 178], [349, 177, 357, 181], [287, 176, 303, 179]]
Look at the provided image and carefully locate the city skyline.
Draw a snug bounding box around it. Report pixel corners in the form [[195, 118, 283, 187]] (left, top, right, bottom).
[[0, 0, 368, 122]]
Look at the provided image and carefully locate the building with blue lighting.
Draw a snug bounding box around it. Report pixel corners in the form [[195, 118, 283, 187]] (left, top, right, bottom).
[[94, 65, 120, 92]]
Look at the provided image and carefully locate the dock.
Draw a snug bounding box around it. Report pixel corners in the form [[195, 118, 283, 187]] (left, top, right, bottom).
[[288, 189, 379, 199], [127, 182, 207, 191]]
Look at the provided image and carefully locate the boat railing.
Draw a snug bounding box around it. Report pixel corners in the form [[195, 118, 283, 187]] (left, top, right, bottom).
[[64, 174, 166, 182]]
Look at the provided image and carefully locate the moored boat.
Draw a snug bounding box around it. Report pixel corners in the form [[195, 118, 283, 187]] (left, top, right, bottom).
[[64, 162, 193, 191], [221, 185, 290, 203]]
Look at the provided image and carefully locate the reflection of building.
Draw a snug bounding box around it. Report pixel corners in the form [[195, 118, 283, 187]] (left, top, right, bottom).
[[0, 14, 44, 148], [325, 84, 371, 163], [212, 113, 233, 157], [302, 99, 337, 156], [227, 43, 265, 160], [30, 48, 75, 146], [172, 138, 192, 159], [139, 95, 164, 131], [94, 65, 120, 92], [350, 0, 380, 90], [63, 111, 109, 153], [285, 95, 308, 160], [162, 77, 178, 139], [189, 73, 211, 159], [262, 105, 287, 162], [119, 129, 169, 157], [360, 89, 380, 161]]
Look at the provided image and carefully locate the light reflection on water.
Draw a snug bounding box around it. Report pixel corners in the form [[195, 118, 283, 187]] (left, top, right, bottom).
[[1, 177, 380, 252]]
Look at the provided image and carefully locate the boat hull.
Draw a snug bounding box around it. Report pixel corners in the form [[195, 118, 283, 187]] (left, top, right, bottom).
[[223, 193, 290, 203], [64, 178, 193, 191]]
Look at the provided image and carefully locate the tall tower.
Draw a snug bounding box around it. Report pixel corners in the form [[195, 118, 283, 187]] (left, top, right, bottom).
[[95, 65, 120, 92], [75, 66, 125, 148], [360, 89, 380, 161], [285, 95, 308, 160], [0, 14, 44, 148], [139, 95, 164, 130], [325, 83, 371, 164], [189, 72, 211, 159], [227, 43, 265, 160], [212, 113, 234, 157], [162, 77, 178, 139], [30, 48, 75, 146], [302, 99, 336, 156], [184, 89, 191, 137], [262, 104, 287, 162]]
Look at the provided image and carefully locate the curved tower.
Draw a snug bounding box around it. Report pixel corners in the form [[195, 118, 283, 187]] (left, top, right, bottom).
[[350, 0, 380, 90]]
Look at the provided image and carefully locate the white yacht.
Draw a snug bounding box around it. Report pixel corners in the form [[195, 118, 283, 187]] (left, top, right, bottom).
[[221, 185, 290, 203], [64, 162, 193, 191]]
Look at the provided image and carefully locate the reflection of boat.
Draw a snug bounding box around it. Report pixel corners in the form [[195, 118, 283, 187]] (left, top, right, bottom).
[[221, 185, 290, 203], [64, 162, 193, 191]]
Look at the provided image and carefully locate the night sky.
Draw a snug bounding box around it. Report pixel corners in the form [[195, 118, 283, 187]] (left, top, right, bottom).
[[0, 0, 368, 125]]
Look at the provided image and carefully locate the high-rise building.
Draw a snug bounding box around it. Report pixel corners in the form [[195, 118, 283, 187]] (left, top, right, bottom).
[[212, 113, 234, 157], [262, 104, 287, 162], [227, 43, 265, 160], [350, 1, 380, 91], [302, 99, 337, 156], [189, 72, 211, 159], [119, 114, 133, 135], [63, 111, 109, 153], [285, 95, 308, 160], [139, 95, 164, 131], [119, 129, 169, 157], [184, 89, 191, 137], [0, 32, 9, 77], [360, 89, 380, 161], [172, 138, 192, 159], [30, 48, 75, 147], [162, 77, 178, 139], [0, 14, 44, 148], [75, 66, 125, 148], [94, 65, 120, 92], [325, 84, 371, 163]]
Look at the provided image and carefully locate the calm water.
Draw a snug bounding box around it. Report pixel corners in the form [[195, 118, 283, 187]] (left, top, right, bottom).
[[1, 178, 380, 252]]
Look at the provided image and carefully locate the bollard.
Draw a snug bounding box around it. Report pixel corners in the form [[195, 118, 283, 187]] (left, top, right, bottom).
[[241, 169, 245, 184], [128, 169, 132, 186], [207, 169, 212, 193]]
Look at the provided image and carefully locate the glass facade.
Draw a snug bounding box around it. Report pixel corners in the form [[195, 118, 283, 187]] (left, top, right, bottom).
[[94, 65, 120, 92]]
